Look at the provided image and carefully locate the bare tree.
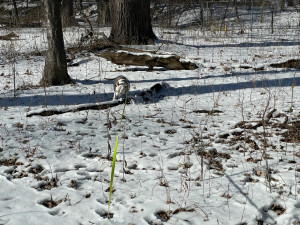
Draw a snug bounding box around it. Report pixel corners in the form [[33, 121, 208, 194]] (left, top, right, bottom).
[[260, 0, 265, 23], [61, 0, 76, 28], [11, 0, 19, 24], [109, 0, 156, 44], [233, 0, 240, 22], [200, 0, 205, 29], [280, 0, 285, 11], [97, 0, 110, 26], [77, 0, 83, 11], [40, 0, 72, 86]]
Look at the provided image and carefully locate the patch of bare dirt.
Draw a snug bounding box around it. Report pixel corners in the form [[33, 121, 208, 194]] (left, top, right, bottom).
[[280, 120, 300, 143], [155, 208, 195, 222], [38, 177, 58, 190], [0, 156, 22, 166], [269, 202, 286, 216], [41, 197, 66, 208]]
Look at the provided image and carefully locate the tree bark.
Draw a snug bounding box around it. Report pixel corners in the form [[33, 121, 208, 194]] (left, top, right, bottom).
[[77, 0, 83, 11], [97, 0, 110, 26], [260, 0, 265, 23], [61, 0, 76, 28], [109, 0, 156, 45], [40, 0, 72, 86], [11, 0, 19, 25], [280, 0, 285, 11], [200, 0, 205, 30], [233, 0, 240, 22], [287, 0, 294, 6]]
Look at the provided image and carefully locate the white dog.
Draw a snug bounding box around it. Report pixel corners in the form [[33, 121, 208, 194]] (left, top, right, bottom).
[[113, 75, 130, 100]]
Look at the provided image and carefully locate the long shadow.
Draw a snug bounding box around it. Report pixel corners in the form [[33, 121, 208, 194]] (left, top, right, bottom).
[[224, 173, 275, 223], [72, 78, 112, 85], [0, 92, 113, 107], [136, 69, 292, 84], [73, 76, 203, 86], [1, 75, 298, 107], [165, 76, 300, 97], [158, 39, 299, 49]]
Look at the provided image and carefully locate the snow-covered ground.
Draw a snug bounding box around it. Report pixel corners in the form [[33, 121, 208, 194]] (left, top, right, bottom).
[[0, 8, 300, 225]]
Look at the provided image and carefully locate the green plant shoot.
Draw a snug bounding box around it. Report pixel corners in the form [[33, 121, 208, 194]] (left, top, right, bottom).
[[107, 89, 128, 220]]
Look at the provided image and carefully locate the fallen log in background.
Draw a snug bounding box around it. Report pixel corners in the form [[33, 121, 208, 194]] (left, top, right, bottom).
[[99, 51, 198, 70]]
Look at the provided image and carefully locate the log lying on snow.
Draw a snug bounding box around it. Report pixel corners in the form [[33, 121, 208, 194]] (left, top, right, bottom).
[[26, 83, 167, 117], [270, 59, 300, 69], [0, 32, 19, 40], [99, 50, 198, 70], [26, 99, 129, 117]]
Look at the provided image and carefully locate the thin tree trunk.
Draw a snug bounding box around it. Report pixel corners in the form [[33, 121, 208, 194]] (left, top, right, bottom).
[[40, 0, 72, 86], [97, 0, 110, 26], [109, 0, 156, 45], [260, 0, 265, 23], [233, 0, 240, 22], [77, 0, 83, 11], [280, 0, 285, 11], [200, 0, 205, 30], [271, 7, 274, 34], [11, 0, 19, 25], [61, 0, 76, 28], [246, 0, 252, 10]]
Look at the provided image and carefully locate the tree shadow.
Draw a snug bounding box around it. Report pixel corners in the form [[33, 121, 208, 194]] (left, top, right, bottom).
[[72, 78, 112, 85], [224, 173, 276, 223], [164, 76, 299, 97], [158, 38, 299, 49], [0, 73, 298, 107]]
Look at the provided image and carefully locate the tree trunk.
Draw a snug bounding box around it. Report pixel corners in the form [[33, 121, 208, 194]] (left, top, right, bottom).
[[280, 0, 285, 11], [77, 0, 83, 11], [260, 0, 265, 23], [11, 0, 19, 25], [61, 0, 76, 28], [233, 0, 240, 22], [109, 0, 156, 45], [97, 0, 110, 26], [200, 0, 205, 30], [287, 0, 294, 6], [40, 0, 72, 86]]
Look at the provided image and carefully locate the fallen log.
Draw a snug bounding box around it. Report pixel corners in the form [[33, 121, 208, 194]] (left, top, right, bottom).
[[26, 82, 167, 117], [26, 99, 129, 117], [270, 59, 300, 69], [99, 50, 198, 70], [0, 32, 19, 40]]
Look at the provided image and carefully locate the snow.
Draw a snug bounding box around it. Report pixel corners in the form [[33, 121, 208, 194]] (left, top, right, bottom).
[[0, 8, 300, 225]]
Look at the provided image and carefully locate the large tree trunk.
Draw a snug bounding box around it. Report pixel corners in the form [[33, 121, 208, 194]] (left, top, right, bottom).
[[61, 0, 76, 28], [97, 0, 110, 26], [109, 0, 156, 45], [40, 0, 72, 86]]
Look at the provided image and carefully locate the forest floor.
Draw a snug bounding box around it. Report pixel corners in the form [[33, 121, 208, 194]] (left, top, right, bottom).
[[0, 6, 300, 225]]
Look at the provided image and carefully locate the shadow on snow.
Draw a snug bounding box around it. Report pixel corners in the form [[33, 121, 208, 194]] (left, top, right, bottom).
[[0, 73, 298, 108]]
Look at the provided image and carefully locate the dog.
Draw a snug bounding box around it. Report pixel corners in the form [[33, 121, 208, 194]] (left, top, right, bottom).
[[113, 75, 130, 100]]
